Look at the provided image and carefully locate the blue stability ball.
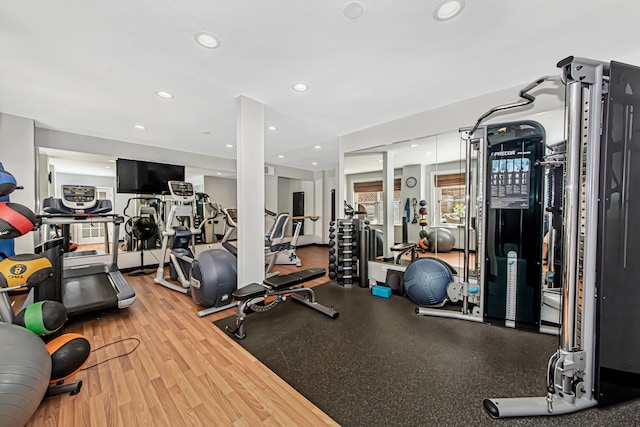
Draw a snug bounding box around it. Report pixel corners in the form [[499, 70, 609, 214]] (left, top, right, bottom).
[[404, 258, 452, 306]]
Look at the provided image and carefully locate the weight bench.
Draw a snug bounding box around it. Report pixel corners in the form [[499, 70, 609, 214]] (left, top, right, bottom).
[[390, 242, 418, 264], [225, 267, 339, 340]]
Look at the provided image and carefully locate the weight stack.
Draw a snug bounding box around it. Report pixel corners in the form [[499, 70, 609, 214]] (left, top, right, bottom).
[[194, 216, 203, 244]]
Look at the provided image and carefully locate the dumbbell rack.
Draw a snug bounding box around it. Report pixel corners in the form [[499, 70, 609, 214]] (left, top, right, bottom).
[[328, 218, 370, 288]]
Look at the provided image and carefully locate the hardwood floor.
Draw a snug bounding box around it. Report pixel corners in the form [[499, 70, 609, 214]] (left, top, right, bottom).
[[23, 245, 338, 427]]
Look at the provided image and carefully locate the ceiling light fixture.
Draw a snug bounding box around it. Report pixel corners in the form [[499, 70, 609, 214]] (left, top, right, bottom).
[[194, 32, 221, 49], [108, 159, 116, 163], [216, 172, 222, 175], [133, 124, 146, 130], [426, 152, 432, 155], [312, 162, 318, 166], [343, 1, 364, 19], [292, 82, 309, 92], [433, 0, 465, 21], [314, 145, 321, 149], [410, 143, 419, 148], [225, 144, 234, 148], [267, 126, 278, 131], [378, 159, 384, 163], [155, 91, 174, 99], [278, 154, 285, 158]]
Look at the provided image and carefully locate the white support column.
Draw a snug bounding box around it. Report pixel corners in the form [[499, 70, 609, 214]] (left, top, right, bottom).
[[382, 151, 395, 259], [337, 138, 347, 220], [236, 96, 265, 288]]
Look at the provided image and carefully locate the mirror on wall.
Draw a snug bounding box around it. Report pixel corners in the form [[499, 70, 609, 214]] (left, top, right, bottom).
[[36, 147, 238, 257], [343, 130, 468, 270]]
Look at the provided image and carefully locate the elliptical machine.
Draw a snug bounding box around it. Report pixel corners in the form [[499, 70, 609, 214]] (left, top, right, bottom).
[[190, 207, 239, 317], [154, 181, 200, 295], [154, 182, 238, 317]]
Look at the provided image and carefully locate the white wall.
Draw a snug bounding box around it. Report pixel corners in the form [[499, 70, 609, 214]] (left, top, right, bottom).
[[203, 176, 237, 209], [0, 113, 36, 254], [320, 169, 336, 244]]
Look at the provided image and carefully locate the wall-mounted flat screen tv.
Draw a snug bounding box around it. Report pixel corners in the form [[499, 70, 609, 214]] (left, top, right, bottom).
[[116, 158, 185, 194]]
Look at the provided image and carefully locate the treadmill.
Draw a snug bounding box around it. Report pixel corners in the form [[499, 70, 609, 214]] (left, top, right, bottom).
[[35, 185, 136, 316]]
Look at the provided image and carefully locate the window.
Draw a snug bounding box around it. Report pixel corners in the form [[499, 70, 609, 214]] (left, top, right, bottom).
[[353, 179, 401, 224], [434, 173, 465, 226]]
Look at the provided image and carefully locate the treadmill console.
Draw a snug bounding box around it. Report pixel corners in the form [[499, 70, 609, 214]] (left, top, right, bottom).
[[168, 181, 195, 203], [61, 185, 97, 210]]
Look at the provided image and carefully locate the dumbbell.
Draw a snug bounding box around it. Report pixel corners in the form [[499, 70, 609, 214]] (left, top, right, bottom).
[[330, 255, 353, 263], [337, 241, 358, 248]]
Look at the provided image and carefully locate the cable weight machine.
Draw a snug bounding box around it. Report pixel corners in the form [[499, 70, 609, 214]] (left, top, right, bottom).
[[484, 57, 640, 418]]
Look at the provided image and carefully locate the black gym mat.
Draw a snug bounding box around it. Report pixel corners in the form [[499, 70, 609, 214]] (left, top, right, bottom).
[[214, 283, 640, 426]]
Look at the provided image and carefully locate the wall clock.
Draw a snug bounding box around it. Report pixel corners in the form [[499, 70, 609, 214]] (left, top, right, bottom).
[[406, 176, 417, 188]]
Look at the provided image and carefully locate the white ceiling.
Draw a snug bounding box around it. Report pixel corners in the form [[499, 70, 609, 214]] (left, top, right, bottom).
[[3, 1, 640, 173]]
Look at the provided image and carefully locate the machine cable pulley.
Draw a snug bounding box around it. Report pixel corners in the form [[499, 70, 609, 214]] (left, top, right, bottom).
[[466, 75, 561, 138]]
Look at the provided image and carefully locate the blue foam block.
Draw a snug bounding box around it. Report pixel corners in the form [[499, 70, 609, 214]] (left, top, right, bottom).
[[372, 285, 392, 298]]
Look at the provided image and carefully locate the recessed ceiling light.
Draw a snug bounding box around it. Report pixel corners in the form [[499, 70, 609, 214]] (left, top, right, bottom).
[[292, 82, 309, 92], [216, 172, 222, 175], [226, 144, 234, 148], [194, 32, 221, 49], [433, 0, 465, 21], [343, 1, 365, 19], [278, 155, 285, 158], [267, 126, 278, 131], [133, 124, 146, 130], [426, 152, 432, 155], [104, 165, 111, 169], [378, 159, 384, 163], [202, 131, 211, 135], [155, 91, 174, 99], [312, 162, 318, 166], [108, 159, 116, 163], [410, 143, 419, 148], [314, 145, 321, 149]]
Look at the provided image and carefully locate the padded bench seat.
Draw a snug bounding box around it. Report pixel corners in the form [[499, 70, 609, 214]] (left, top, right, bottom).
[[233, 283, 267, 300], [232, 267, 326, 300], [263, 267, 325, 290], [390, 242, 417, 252]]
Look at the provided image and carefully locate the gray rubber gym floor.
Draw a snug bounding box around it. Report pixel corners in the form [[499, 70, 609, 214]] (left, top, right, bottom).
[[214, 283, 640, 426]]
